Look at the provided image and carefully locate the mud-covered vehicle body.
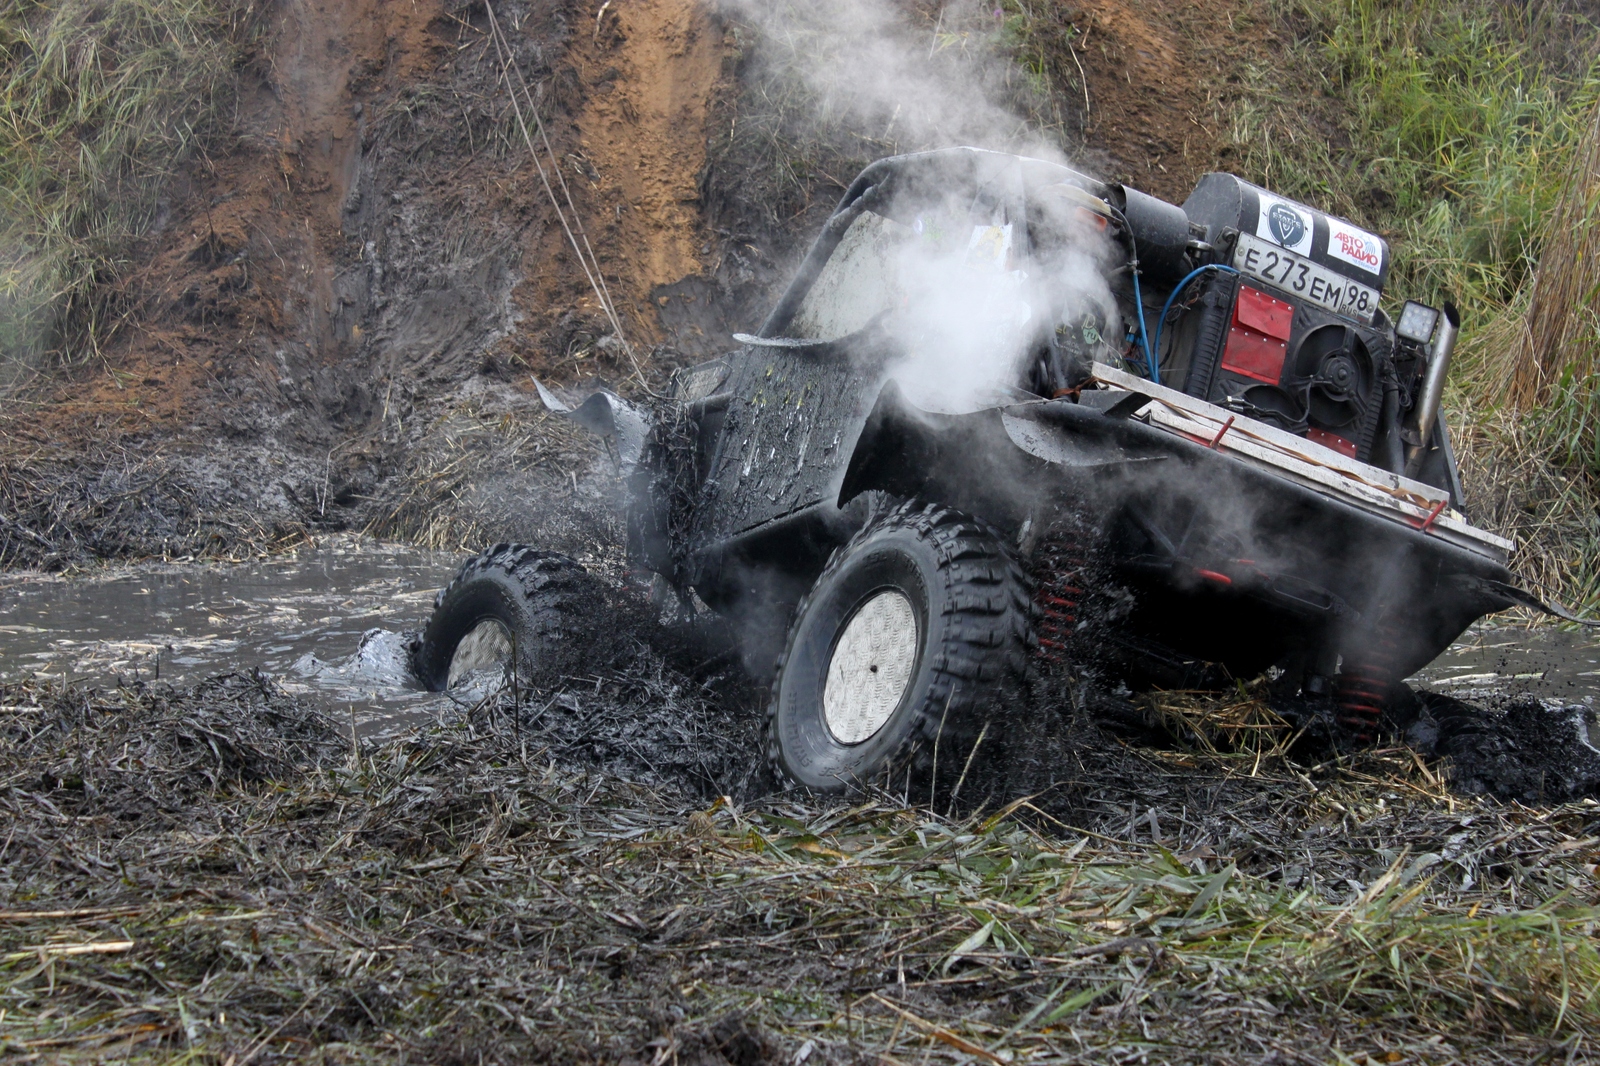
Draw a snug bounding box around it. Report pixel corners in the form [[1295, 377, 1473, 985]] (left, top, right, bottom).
[[430, 147, 1564, 791]]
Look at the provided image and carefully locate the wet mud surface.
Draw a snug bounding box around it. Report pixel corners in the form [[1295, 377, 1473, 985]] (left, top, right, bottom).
[[0, 540, 458, 735], [1414, 622, 1600, 706], [3, 542, 1599, 802], [3, 621, 1598, 1062], [2, 541, 1598, 1062]]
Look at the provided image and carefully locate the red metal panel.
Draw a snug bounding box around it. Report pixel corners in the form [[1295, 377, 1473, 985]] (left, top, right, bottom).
[[1221, 325, 1287, 384], [1234, 285, 1294, 339], [1220, 284, 1292, 384]]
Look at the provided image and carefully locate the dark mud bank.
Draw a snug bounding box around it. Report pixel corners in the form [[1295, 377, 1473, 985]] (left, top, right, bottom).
[[5, 623, 1599, 1062]]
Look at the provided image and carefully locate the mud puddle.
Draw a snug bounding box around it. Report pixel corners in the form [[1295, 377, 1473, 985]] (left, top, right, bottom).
[[1413, 621, 1600, 709], [0, 537, 462, 735]]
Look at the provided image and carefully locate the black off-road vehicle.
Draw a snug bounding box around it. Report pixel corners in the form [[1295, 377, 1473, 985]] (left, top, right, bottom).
[[416, 147, 1575, 791]]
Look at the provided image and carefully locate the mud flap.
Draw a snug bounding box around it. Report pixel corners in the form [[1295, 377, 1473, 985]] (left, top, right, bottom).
[[532, 377, 650, 470], [533, 376, 673, 578], [1461, 575, 1600, 627]]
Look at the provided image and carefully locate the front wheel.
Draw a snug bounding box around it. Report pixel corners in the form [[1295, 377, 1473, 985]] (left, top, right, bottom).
[[412, 545, 601, 692], [767, 501, 1033, 792]]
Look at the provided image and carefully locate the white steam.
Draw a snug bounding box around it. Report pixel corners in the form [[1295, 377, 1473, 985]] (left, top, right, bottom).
[[715, 0, 1049, 156], [887, 207, 1121, 412], [721, 0, 1123, 410]]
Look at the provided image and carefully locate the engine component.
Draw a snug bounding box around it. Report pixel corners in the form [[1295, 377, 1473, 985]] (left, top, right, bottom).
[[1176, 277, 1388, 459], [1115, 185, 1194, 284], [1182, 173, 1390, 300]]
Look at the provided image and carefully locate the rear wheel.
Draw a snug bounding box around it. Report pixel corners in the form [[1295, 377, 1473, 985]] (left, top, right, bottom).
[[767, 501, 1033, 792], [412, 545, 600, 692]]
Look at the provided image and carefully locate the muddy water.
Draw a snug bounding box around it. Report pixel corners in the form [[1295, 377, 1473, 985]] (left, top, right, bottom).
[[1412, 622, 1600, 709], [0, 538, 461, 736], [3, 539, 1598, 740]]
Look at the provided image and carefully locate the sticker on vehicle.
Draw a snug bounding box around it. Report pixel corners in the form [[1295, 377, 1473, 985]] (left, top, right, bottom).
[[1325, 220, 1385, 275], [1254, 194, 1314, 256]]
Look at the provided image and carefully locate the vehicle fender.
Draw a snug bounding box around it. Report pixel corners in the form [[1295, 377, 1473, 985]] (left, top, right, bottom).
[[532, 377, 650, 471], [837, 380, 1140, 512], [1452, 574, 1600, 627]]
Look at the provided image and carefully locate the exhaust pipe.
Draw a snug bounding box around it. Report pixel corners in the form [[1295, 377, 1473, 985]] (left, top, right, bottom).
[[1404, 301, 1459, 479]]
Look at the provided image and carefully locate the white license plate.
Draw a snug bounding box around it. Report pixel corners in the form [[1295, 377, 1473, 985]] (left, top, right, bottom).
[[1231, 232, 1379, 322]]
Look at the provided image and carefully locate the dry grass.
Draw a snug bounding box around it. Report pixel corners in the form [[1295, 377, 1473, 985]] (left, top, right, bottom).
[[0, 443, 316, 570], [1141, 684, 1298, 760], [0, 0, 263, 385], [1451, 405, 1600, 610], [361, 394, 624, 559], [2, 666, 1598, 1064], [1506, 95, 1600, 408]]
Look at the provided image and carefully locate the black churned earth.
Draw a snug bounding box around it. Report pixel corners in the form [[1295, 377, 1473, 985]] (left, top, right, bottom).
[[2, 569, 1599, 1064]]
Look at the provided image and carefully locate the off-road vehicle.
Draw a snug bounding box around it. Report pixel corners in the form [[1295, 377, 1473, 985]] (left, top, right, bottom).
[[415, 147, 1579, 791]]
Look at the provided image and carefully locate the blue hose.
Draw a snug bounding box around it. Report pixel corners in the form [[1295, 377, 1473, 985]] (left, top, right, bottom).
[[1130, 267, 1159, 384], [1150, 264, 1241, 378]]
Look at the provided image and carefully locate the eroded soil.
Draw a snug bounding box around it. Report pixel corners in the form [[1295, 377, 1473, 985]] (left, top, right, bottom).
[[0, 0, 1289, 570]]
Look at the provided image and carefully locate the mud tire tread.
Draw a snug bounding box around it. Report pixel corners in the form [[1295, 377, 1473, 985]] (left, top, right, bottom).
[[765, 500, 1034, 791], [412, 544, 599, 691]]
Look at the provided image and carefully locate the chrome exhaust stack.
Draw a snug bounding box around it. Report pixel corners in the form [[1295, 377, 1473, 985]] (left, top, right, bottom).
[[1404, 300, 1459, 479]]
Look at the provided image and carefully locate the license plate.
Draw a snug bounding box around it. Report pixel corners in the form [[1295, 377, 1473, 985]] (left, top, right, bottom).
[[1231, 232, 1379, 322]]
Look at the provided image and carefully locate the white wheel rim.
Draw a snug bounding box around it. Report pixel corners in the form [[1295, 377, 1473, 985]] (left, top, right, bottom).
[[823, 590, 919, 744], [447, 619, 513, 688]]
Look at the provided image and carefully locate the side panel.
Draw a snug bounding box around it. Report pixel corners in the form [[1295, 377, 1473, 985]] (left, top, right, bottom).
[[690, 344, 878, 546]]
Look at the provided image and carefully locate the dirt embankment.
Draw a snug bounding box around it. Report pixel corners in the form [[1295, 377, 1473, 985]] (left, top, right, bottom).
[[0, 0, 736, 565], [0, 0, 1266, 569]]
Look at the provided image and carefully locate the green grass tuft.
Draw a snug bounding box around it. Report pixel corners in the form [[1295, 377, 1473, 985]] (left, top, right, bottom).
[[0, 0, 257, 389]]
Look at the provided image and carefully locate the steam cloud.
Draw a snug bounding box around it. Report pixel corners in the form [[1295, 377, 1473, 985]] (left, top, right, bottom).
[[715, 0, 1043, 155], [719, 0, 1120, 410]]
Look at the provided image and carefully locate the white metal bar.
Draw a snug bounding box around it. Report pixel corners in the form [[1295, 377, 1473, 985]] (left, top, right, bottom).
[[1088, 362, 1513, 563]]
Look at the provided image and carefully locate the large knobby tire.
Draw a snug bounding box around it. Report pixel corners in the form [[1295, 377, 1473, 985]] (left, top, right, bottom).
[[767, 501, 1033, 792], [412, 545, 601, 692]]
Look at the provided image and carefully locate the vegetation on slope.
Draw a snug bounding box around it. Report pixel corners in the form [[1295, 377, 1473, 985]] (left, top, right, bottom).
[[0, 0, 258, 389]]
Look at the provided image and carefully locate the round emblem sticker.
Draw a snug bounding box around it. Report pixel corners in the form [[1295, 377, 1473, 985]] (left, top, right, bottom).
[[1268, 202, 1306, 249]]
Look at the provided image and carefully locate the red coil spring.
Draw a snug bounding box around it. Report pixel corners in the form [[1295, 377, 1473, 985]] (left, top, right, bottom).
[[1333, 638, 1402, 745], [1032, 530, 1088, 668]]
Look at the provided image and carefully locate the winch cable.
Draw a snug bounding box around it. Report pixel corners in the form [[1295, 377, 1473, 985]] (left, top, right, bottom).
[[1151, 264, 1241, 369], [482, 0, 650, 392]]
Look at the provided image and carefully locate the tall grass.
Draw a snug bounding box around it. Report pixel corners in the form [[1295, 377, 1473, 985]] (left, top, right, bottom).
[[0, 0, 256, 390]]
